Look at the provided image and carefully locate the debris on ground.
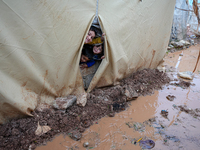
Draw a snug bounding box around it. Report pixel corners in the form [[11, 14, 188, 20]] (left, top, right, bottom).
[[172, 104, 178, 109], [0, 68, 171, 150], [163, 135, 180, 143], [83, 142, 89, 147], [68, 130, 82, 141], [53, 95, 77, 110], [178, 105, 200, 118], [168, 40, 191, 53], [126, 122, 145, 132], [166, 95, 176, 101], [124, 85, 139, 101], [167, 45, 174, 50], [139, 139, 155, 149], [171, 41, 184, 49], [76, 92, 87, 107], [161, 110, 169, 119], [134, 137, 143, 144], [35, 122, 51, 136], [170, 79, 191, 89], [179, 40, 190, 46], [178, 71, 194, 80]]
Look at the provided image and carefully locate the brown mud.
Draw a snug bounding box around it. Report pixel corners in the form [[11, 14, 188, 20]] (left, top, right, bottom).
[[35, 75, 200, 150], [0, 68, 171, 150], [36, 45, 200, 150]]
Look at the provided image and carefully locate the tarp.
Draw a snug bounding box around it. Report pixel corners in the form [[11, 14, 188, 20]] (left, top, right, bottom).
[[187, 1, 200, 33], [171, 0, 189, 40], [0, 0, 176, 123]]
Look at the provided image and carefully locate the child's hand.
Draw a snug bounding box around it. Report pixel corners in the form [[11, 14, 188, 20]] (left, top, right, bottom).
[[101, 55, 105, 59], [80, 64, 88, 69], [101, 33, 105, 41]]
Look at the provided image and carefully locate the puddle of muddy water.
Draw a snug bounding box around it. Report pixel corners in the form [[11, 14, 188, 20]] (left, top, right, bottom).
[[36, 76, 200, 150], [36, 46, 200, 150]]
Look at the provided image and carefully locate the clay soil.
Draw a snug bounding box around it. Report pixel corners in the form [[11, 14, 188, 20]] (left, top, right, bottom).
[[0, 68, 172, 150]]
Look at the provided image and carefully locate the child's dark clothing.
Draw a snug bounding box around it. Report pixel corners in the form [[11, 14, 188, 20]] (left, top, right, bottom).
[[80, 59, 95, 67]]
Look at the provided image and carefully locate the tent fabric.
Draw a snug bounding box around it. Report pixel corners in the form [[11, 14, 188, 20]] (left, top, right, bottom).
[[0, 0, 176, 124]]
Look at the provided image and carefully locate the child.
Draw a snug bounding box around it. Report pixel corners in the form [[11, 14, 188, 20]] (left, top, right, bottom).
[[84, 43, 105, 61], [80, 48, 95, 69], [84, 26, 97, 44], [93, 43, 103, 55], [92, 43, 105, 60], [87, 33, 105, 45]]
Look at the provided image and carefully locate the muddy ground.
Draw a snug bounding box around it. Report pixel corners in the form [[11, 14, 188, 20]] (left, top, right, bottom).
[[36, 42, 200, 150], [0, 68, 175, 150]]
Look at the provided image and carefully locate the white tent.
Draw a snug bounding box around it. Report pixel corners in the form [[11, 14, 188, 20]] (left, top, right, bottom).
[[0, 0, 176, 124]]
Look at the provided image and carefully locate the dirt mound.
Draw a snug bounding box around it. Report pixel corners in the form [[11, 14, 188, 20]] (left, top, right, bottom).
[[0, 68, 171, 150], [170, 80, 192, 89]]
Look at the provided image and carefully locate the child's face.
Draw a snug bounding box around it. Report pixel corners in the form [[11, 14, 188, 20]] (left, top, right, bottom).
[[85, 30, 95, 44], [80, 55, 90, 62], [93, 45, 102, 54]]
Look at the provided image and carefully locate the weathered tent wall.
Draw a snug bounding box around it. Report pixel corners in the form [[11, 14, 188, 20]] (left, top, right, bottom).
[[0, 0, 176, 123]]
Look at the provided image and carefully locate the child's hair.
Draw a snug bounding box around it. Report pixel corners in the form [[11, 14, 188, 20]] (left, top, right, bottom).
[[89, 26, 97, 38], [82, 48, 93, 60]]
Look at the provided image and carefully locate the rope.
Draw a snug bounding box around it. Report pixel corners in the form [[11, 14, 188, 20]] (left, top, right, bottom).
[[95, 0, 99, 17]]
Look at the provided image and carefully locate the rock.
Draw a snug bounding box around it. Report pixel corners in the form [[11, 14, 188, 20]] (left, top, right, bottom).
[[178, 71, 194, 80], [76, 92, 87, 107], [167, 45, 174, 50], [166, 95, 176, 101], [178, 105, 194, 114], [69, 130, 82, 141], [167, 47, 171, 50], [108, 112, 115, 117], [53, 95, 76, 110], [157, 65, 165, 72], [179, 40, 186, 44], [83, 142, 89, 147], [170, 41, 175, 45], [185, 41, 190, 46], [189, 39, 194, 45], [195, 108, 200, 112], [124, 85, 138, 101], [171, 41, 184, 48], [179, 40, 190, 46], [148, 117, 156, 122], [161, 110, 168, 118]]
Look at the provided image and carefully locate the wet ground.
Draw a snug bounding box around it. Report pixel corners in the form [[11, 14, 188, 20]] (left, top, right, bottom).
[[35, 45, 200, 150], [0, 45, 199, 150]]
